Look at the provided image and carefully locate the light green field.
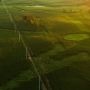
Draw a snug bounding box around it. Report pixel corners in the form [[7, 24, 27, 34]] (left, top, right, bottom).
[[64, 34, 89, 41]]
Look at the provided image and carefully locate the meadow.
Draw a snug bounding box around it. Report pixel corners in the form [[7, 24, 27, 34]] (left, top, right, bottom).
[[0, 3, 90, 90]]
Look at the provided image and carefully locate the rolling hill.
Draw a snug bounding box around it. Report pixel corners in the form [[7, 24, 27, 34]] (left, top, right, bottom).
[[2, 0, 86, 6]]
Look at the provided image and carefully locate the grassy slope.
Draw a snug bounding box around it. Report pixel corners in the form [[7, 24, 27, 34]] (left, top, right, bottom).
[[2, 0, 85, 6], [0, 3, 90, 90]]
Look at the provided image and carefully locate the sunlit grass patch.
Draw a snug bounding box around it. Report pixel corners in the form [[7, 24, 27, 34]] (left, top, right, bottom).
[[64, 34, 89, 41]]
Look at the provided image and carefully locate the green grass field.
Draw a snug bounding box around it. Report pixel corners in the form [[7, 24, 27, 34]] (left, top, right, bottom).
[[0, 2, 90, 90]]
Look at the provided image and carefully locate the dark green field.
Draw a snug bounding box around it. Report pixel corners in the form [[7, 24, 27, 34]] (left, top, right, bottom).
[[0, 1, 90, 90]]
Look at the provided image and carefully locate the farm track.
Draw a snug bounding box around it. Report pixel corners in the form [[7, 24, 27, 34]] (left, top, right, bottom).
[[1, 0, 53, 90]]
